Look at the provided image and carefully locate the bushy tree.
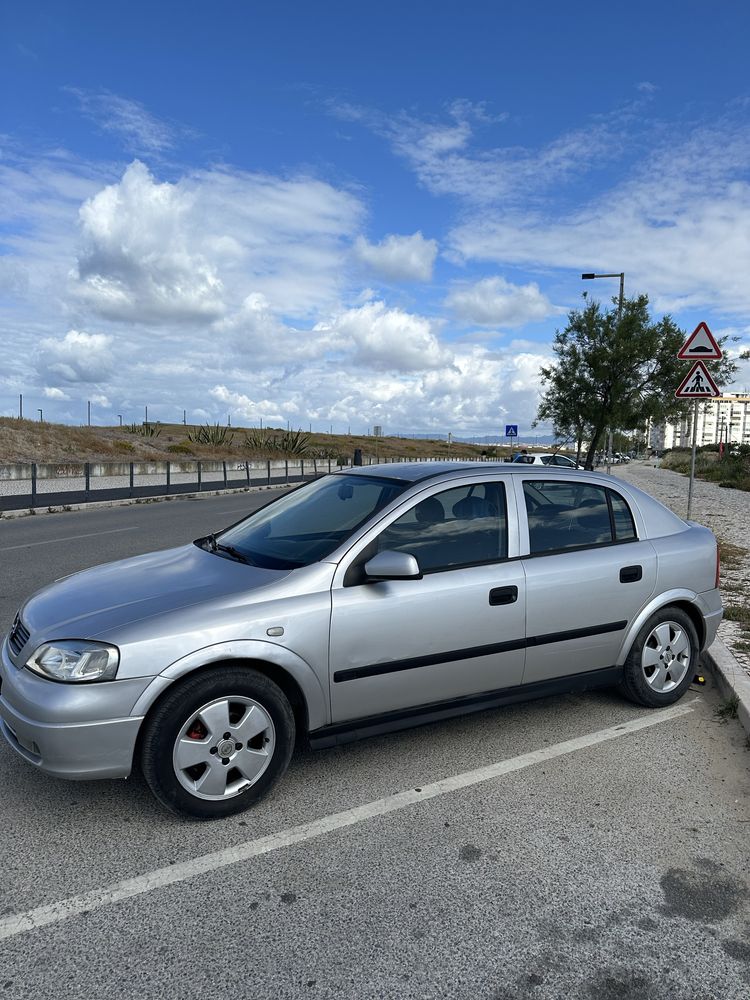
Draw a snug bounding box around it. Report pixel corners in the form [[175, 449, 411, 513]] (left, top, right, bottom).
[[537, 295, 738, 468]]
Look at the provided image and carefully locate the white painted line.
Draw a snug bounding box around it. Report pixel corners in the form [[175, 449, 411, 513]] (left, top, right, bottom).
[[0, 527, 139, 551], [0, 701, 694, 942]]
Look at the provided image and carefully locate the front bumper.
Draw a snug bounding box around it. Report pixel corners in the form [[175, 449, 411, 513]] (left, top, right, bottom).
[[0, 637, 148, 780]]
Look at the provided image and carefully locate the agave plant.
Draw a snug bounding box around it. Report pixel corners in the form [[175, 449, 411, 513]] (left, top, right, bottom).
[[124, 422, 162, 438], [241, 428, 311, 456], [277, 428, 311, 455], [242, 428, 278, 452], [186, 422, 234, 447]]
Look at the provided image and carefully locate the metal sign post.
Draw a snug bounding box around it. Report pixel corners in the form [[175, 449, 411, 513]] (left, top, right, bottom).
[[686, 400, 699, 521]]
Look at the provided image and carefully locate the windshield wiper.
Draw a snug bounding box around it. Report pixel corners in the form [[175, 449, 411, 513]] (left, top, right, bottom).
[[215, 543, 253, 565], [197, 534, 253, 564]]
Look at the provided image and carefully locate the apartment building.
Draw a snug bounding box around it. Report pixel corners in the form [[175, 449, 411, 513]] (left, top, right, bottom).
[[649, 393, 750, 450]]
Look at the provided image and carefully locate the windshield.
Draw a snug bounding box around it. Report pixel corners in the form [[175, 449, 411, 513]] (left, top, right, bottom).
[[212, 474, 408, 569]]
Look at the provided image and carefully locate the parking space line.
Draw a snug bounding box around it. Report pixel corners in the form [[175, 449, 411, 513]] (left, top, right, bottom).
[[0, 701, 695, 942], [0, 527, 139, 551]]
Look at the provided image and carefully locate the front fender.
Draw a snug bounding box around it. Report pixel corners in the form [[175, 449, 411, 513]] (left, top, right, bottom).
[[129, 639, 329, 730], [616, 589, 700, 665]]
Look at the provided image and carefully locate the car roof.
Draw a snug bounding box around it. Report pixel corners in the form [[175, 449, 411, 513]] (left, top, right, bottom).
[[339, 460, 590, 484]]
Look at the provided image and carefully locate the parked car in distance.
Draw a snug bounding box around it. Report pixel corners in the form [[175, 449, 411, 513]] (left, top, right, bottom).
[[1, 462, 722, 819], [512, 452, 583, 469]]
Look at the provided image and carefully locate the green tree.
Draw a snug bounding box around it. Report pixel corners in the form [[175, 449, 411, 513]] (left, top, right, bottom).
[[537, 295, 738, 469]]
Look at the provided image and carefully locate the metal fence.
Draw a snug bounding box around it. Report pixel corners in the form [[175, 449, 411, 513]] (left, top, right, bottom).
[[0, 458, 343, 512], [0, 455, 502, 512]]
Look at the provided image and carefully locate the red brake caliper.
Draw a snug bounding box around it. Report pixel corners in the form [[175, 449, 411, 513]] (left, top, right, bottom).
[[187, 721, 207, 740]]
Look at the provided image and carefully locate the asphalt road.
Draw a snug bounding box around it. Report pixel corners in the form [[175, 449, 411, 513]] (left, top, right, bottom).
[[1, 493, 749, 1000]]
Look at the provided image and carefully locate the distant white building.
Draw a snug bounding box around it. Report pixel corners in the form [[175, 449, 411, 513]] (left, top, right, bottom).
[[649, 393, 750, 450]]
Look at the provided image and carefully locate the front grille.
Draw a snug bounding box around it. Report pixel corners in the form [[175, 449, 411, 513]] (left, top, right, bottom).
[[7, 615, 30, 659]]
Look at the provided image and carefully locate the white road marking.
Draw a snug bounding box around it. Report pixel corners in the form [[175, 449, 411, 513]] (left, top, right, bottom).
[[0, 701, 694, 942], [0, 527, 139, 551]]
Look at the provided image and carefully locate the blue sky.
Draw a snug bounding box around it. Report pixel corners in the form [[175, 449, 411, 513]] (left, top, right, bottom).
[[2, 0, 749, 435]]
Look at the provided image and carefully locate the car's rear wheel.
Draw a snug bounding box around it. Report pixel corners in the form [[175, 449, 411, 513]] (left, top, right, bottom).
[[141, 666, 295, 819], [620, 606, 699, 707]]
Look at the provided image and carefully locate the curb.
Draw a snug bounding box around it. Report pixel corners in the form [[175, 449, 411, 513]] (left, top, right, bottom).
[[0, 483, 294, 520], [703, 636, 750, 735]]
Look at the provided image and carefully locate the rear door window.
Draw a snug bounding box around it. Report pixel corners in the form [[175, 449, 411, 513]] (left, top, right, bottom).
[[523, 481, 637, 554]]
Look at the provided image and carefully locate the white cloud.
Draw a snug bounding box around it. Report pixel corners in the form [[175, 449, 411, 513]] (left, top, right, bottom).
[[74, 161, 225, 324], [67, 88, 182, 154], [37, 330, 114, 384], [439, 106, 750, 318], [354, 231, 437, 282], [315, 301, 453, 372], [331, 99, 626, 206], [43, 386, 70, 400], [71, 160, 364, 325], [210, 385, 287, 426], [445, 276, 560, 327]]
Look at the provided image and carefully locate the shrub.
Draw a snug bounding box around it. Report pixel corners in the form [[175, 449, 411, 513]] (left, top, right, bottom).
[[167, 443, 194, 455]]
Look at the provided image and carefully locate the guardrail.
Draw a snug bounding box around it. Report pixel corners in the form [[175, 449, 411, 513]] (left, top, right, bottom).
[[0, 459, 343, 512], [0, 455, 502, 512]]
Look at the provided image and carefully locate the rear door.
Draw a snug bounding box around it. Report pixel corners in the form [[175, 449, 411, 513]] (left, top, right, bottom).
[[329, 478, 527, 722], [515, 477, 656, 684]]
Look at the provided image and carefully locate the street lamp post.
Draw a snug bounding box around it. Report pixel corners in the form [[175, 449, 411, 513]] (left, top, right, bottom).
[[582, 272, 625, 473]]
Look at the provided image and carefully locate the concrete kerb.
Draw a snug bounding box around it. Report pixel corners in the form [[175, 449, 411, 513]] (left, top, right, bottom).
[[703, 636, 750, 735], [0, 483, 295, 520]]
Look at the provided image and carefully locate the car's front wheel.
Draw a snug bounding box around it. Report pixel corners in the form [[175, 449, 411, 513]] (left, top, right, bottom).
[[620, 606, 699, 708], [141, 666, 295, 819]]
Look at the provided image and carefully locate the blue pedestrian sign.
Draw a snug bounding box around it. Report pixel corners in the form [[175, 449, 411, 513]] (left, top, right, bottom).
[[505, 424, 518, 438]]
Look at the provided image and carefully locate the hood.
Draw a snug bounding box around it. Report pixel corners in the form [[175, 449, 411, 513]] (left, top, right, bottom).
[[21, 543, 289, 639]]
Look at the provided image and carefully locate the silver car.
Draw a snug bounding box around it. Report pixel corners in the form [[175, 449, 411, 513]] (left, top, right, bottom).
[[0, 462, 722, 819]]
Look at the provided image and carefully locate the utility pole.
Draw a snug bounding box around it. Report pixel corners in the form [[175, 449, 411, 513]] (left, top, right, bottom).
[[145, 405, 148, 426], [87, 400, 91, 426], [118, 414, 123, 426], [183, 410, 186, 425], [38, 408, 43, 422], [19, 394, 23, 420]]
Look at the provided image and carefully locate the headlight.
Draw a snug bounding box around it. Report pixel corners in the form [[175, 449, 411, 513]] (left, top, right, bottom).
[[26, 641, 120, 682]]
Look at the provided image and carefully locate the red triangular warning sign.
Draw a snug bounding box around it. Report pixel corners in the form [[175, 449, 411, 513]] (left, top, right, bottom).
[[675, 360, 720, 398], [677, 322, 722, 360]]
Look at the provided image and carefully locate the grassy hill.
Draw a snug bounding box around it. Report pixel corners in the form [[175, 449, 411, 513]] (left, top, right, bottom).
[[0, 417, 518, 465]]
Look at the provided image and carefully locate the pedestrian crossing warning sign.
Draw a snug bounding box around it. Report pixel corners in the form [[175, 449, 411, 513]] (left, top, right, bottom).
[[675, 360, 720, 398], [677, 322, 722, 361]]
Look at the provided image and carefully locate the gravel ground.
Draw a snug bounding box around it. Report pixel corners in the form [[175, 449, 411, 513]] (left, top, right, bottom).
[[612, 460, 750, 677]]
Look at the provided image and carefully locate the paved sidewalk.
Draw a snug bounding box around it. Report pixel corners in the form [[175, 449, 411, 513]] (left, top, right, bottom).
[[614, 460, 750, 734]]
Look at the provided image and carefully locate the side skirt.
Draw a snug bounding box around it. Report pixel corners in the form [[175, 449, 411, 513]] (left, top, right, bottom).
[[308, 665, 624, 749]]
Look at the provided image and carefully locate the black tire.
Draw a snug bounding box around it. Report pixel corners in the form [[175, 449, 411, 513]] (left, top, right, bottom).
[[620, 606, 699, 708], [141, 666, 295, 819]]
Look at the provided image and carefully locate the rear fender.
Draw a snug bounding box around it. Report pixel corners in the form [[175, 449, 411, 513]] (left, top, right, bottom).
[[616, 589, 700, 665], [129, 639, 328, 730]]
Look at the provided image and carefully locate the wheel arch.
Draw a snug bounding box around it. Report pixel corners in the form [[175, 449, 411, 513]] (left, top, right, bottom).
[[617, 590, 705, 665], [130, 640, 328, 737]]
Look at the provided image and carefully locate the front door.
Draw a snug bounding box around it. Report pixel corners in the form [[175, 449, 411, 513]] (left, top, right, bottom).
[[329, 479, 527, 722]]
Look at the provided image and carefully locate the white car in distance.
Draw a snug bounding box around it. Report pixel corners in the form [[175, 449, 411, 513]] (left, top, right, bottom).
[[512, 453, 583, 469]]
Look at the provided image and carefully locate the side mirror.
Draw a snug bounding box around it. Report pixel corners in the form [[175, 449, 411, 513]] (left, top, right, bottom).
[[364, 550, 421, 581]]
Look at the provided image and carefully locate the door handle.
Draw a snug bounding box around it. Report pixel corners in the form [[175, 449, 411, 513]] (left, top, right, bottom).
[[619, 565, 643, 583], [489, 586, 518, 606]]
